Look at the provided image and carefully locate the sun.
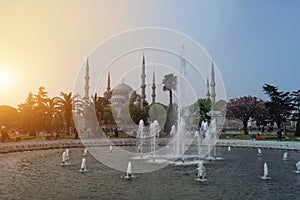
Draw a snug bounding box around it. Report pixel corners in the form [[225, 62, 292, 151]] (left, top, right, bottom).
[[0, 67, 12, 89]]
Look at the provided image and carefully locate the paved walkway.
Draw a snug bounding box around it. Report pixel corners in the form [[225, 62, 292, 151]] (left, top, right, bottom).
[[0, 138, 299, 154]]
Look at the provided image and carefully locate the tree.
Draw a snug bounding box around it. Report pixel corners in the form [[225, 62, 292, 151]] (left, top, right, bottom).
[[162, 74, 177, 111], [162, 74, 177, 132], [263, 84, 293, 129], [44, 98, 60, 132], [291, 89, 300, 136], [120, 103, 149, 125], [55, 92, 73, 134], [189, 98, 212, 129], [0, 105, 18, 129], [18, 92, 37, 136], [227, 96, 265, 134], [34, 86, 48, 132], [92, 94, 112, 124]]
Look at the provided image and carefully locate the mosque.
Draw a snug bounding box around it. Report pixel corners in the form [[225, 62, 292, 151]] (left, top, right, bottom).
[[82, 51, 216, 127]]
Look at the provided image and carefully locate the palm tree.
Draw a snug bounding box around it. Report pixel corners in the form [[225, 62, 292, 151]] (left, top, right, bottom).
[[92, 93, 112, 124], [55, 92, 73, 135], [44, 97, 60, 132], [162, 74, 177, 111], [162, 74, 177, 132]]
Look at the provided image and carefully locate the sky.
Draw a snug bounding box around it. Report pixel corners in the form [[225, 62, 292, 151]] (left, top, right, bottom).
[[0, 0, 299, 107]]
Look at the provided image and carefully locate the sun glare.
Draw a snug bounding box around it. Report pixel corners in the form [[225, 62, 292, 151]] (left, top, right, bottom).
[[0, 67, 12, 90]]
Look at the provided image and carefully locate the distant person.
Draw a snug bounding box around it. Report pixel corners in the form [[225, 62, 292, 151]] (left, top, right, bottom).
[[1, 127, 9, 142], [15, 130, 21, 142], [255, 133, 261, 140], [250, 134, 256, 140], [74, 128, 79, 139], [277, 130, 282, 141], [114, 127, 119, 138]]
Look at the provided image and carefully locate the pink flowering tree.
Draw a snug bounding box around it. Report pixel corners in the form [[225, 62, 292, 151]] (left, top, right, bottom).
[[227, 96, 267, 134]]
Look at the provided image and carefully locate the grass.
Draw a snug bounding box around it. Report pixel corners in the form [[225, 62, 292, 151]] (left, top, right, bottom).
[[220, 133, 300, 141]]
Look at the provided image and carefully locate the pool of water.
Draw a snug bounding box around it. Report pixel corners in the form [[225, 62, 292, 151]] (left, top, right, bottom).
[[0, 147, 299, 200]]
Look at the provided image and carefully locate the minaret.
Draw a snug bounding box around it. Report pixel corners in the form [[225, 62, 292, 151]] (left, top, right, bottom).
[[141, 53, 146, 109], [104, 71, 112, 101], [107, 71, 111, 92], [152, 70, 156, 104], [210, 59, 216, 104], [84, 58, 90, 104], [206, 77, 210, 99], [180, 45, 187, 75]]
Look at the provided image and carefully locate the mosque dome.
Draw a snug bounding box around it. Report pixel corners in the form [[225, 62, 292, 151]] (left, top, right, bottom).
[[111, 83, 134, 105]]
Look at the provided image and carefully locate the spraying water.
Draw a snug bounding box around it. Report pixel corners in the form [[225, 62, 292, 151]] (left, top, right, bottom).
[[65, 149, 70, 160], [83, 148, 88, 156], [79, 158, 87, 172], [283, 152, 288, 161], [262, 162, 271, 179], [150, 120, 161, 161], [61, 151, 67, 165], [138, 119, 145, 158]]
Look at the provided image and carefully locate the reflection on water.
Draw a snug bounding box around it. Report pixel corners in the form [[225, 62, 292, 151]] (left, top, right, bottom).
[[0, 147, 299, 200]]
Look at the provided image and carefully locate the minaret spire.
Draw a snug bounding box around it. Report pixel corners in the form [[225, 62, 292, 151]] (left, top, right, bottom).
[[206, 77, 210, 99], [84, 58, 90, 104], [107, 71, 111, 91], [152, 69, 156, 104], [180, 45, 187, 75], [210, 59, 216, 104], [141, 53, 146, 109]]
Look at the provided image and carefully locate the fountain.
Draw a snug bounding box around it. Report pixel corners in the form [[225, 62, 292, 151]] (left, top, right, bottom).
[[170, 125, 176, 136], [150, 120, 161, 161], [170, 125, 177, 155], [121, 161, 136, 179], [194, 131, 201, 155], [83, 148, 88, 156], [257, 149, 262, 157], [205, 119, 223, 161], [61, 151, 67, 166], [283, 152, 288, 161], [176, 117, 186, 157], [79, 158, 87, 172], [65, 149, 70, 161], [196, 160, 207, 182], [294, 161, 300, 173], [261, 162, 271, 180], [138, 119, 145, 158], [228, 146, 231, 152]]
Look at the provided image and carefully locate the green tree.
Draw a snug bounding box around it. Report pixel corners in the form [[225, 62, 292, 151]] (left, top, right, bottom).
[[44, 98, 60, 132], [55, 92, 73, 134], [162, 74, 177, 111], [291, 89, 300, 136], [121, 103, 149, 125], [34, 86, 48, 132], [189, 98, 212, 129], [92, 93, 112, 124], [162, 73, 177, 132], [18, 92, 37, 136], [263, 84, 293, 129], [0, 105, 18, 129]]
